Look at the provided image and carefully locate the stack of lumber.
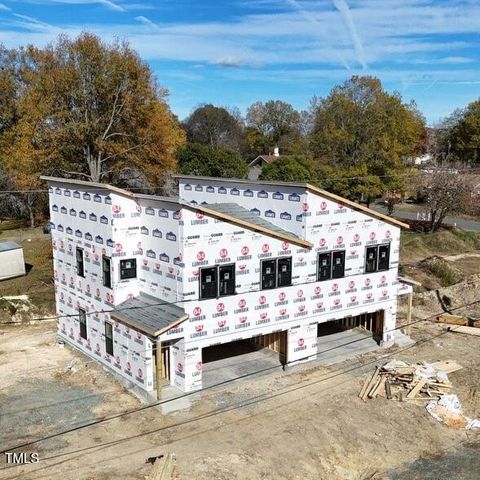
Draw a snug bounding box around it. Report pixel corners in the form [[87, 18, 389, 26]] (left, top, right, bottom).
[[359, 359, 463, 402], [436, 313, 480, 336]]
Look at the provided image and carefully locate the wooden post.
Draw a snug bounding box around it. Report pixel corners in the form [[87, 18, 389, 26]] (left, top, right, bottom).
[[406, 292, 413, 336], [156, 341, 163, 400]]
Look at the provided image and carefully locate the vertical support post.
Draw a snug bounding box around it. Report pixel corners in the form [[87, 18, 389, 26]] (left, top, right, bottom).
[[156, 340, 163, 400], [406, 292, 413, 337]]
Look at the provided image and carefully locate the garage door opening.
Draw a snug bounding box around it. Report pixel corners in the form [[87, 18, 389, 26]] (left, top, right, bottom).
[[316, 311, 384, 365], [201, 333, 286, 388]]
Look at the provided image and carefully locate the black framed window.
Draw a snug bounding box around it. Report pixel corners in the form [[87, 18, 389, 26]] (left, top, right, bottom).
[[261, 259, 277, 290], [365, 246, 377, 273], [76, 247, 85, 278], [332, 251, 345, 279], [261, 257, 292, 290], [277, 257, 292, 287], [120, 258, 137, 280], [365, 244, 390, 273], [317, 251, 345, 281], [318, 252, 331, 281], [219, 264, 235, 296], [105, 321, 113, 356], [102, 256, 112, 288], [200, 267, 218, 299], [79, 308, 87, 340]]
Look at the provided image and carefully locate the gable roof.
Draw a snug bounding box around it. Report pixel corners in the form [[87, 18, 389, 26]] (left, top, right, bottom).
[[175, 175, 409, 229], [248, 155, 279, 167], [189, 203, 312, 249], [111, 293, 188, 337]]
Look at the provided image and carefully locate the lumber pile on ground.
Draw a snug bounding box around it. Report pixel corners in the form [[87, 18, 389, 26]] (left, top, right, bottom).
[[359, 359, 462, 402], [436, 314, 480, 335]]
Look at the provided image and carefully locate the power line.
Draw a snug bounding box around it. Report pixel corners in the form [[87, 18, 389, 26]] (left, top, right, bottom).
[[1, 298, 477, 458], [0, 324, 462, 477]]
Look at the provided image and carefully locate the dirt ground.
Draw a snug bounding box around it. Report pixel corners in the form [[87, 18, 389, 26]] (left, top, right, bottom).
[[0, 320, 479, 480]]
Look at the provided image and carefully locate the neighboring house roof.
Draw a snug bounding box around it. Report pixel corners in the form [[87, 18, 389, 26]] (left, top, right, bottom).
[[175, 175, 409, 229], [0, 241, 23, 253], [248, 155, 279, 168], [191, 203, 312, 249], [110, 293, 188, 337]]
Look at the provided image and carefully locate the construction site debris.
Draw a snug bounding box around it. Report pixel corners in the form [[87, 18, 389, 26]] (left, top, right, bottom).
[[446, 325, 480, 336], [426, 395, 480, 430], [359, 359, 461, 404]]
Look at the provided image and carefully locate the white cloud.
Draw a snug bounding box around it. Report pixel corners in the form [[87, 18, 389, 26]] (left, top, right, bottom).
[[0, 3, 11, 11]]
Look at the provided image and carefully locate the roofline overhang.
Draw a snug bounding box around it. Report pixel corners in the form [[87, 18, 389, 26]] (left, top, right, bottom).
[[183, 202, 313, 249], [110, 308, 189, 338]]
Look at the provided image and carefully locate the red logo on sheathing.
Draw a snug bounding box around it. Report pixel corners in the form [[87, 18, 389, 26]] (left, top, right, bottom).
[[319, 238, 326, 247], [338, 201, 344, 209], [115, 243, 122, 253], [143, 259, 148, 266], [96, 288, 100, 297], [298, 305, 305, 312], [136, 205, 142, 213], [282, 241, 289, 251], [280, 308, 287, 315], [197, 251, 205, 261], [155, 263, 161, 270], [297, 289, 303, 297], [351, 295, 357, 302], [177, 363, 183, 373], [195, 324, 203, 332], [367, 293, 373, 299], [239, 316, 247, 324], [96, 343, 100, 352], [260, 313, 268, 320], [337, 236, 343, 244], [137, 331, 142, 339], [381, 275, 386, 283], [365, 278, 371, 287], [302, 202, 309, 212], [317, 301, 323, 308], [314, 286, 321, 295], [332, 283, 338, 292], [196, 210, 204, 219], [385, 230, 391, 238], [259, 295, 266, 305], [115, 356, 121, 364], [216, 303, 225, 313], [279, 291, 286, 301], [262, 244, 270, 253], [86, 284, 90, 293], [137, 241, 142, 250], [168, 266, 174, 274], [334, 299, 340, 305], [370, 232, 376, 240], [138, 368, 143, 378], [320, 201, 327, 211], [239, 264, 246, 270], [196, 361, 203, 371], [382, 290, 388, 297], [297, 338, 305, 347], [349, 280, 355, 289], [241, 246, 249, 255], [218, 320, 226, 328], [238, 298, 246, 308], [193, 306, 202, 317], [220, 248, 228, 258], [126, 362, 131, 372], [354, 233, 360, 242], [112, 205, 121, 214]]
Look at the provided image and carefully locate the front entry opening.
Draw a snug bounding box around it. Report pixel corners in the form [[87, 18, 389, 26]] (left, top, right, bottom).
[[201, 334, 286, 389], [317, 311, 384, 344]]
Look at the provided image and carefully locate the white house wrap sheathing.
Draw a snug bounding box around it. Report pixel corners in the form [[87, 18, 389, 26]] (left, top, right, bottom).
[[43, 175, 410, 395], [0, 241, 26, 281]]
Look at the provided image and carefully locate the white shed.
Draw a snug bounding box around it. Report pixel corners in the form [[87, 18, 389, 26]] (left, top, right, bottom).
[[0, 241, 26, 281]]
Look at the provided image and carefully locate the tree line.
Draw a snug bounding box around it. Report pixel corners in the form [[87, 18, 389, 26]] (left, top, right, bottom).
[[0, 33, 478, 230]]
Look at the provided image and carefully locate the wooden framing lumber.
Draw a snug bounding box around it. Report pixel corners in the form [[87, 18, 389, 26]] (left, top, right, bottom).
[[435, 314, 467, 326], [448, 325, 480, 336], [429, 360, 463, 374], [361, 366, 380, 401], [406, 377, 427, 399]]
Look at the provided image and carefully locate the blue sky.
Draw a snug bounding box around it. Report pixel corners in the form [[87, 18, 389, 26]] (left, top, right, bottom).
[[0, 0, 479, 125]]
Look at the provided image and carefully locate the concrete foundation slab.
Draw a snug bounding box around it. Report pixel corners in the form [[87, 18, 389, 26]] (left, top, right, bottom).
[[316, 328, 379, 365]]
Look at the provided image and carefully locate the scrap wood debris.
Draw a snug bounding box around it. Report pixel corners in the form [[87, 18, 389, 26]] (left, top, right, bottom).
[[359, 359, 480, 430], [359, 359, 462, 403]]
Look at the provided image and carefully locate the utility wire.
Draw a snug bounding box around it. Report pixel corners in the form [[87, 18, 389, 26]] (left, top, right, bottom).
[[1, 298, 477, 458]]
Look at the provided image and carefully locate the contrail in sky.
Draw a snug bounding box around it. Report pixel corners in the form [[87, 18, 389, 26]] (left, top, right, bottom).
[[333, 0, 368, 70]]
